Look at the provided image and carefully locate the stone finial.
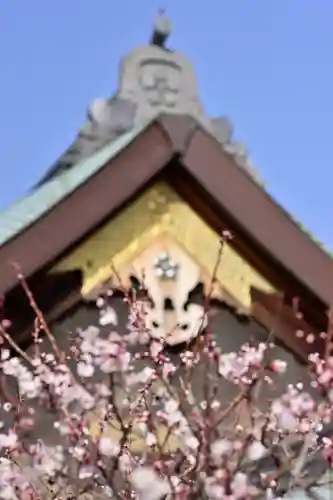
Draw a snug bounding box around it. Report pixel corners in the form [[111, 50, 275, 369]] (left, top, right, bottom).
[[150, 11, 172, 48]]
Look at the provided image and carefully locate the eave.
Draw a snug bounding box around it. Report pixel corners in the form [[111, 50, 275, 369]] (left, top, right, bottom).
[[0, 113, 332, 315]]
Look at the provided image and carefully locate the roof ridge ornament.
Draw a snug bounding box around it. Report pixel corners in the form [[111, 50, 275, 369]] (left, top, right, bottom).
[[35, 16, 259, 187], [150, 10, 172, 48]]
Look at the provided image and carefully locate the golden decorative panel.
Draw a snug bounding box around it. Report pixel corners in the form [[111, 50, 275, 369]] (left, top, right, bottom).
[[52, 182, 276, 311]]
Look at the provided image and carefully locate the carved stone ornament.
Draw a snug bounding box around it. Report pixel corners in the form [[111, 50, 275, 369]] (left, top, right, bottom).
[[37, 14, 258, 185]]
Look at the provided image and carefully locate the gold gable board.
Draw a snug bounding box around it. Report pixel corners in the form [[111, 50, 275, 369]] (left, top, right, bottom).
[[53, 182, 276, 312]]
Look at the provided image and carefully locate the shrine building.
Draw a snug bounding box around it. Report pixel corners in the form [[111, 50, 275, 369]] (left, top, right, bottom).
[[0, 15, 332, 379]]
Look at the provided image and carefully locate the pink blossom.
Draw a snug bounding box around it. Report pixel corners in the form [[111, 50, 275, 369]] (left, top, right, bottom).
[[1, 265, 333, 499], [0, 431, 17, 450], [98, 436, 121, 457], [271, 399, 298, 432], [231, 471, 257, 498], [204, 477, 225, 499], [246, 440, 267, 460], [32, 443, 65, 477], [146, 432, 157, 447], [270, 359, 287, 373], [99, 306, 118, 326], [77, 360, 95, 377], [150, 340, 164, 359], [211, 439, 233, 465], [131, 466, 170, 500], [78, 464, 95, 479], [126, 366, 155, 386]]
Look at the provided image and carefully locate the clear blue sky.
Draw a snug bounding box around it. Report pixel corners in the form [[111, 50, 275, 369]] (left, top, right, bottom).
[[1, 1, 332, 248]]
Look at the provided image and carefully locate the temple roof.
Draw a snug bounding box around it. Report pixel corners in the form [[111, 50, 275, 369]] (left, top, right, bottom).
[[0, 16, 331, 310], [10, 14, 325, 259], [0, 113, 332, 312]]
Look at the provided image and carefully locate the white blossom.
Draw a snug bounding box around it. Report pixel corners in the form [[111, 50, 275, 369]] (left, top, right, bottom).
[[99, 306, 118, 326], [246, 440, 267, 461], [33, 444, 65, 477], [77, 361, 94, 377], [0, 431, 17, 450], [98, 437, 120, 457], [131, 466, 170, 500], [211, 439, 233, 465]]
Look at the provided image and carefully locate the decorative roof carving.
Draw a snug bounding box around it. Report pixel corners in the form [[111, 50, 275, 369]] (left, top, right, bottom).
[[36, 15, 256, 186]]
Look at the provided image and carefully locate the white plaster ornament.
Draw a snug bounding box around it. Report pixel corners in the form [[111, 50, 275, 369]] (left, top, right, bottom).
[[153, 252, 179, 280], [145, 251, 208, 346]]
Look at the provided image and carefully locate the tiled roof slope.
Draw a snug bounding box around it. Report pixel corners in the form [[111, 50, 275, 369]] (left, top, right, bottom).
[[0, 120, 151, 247]]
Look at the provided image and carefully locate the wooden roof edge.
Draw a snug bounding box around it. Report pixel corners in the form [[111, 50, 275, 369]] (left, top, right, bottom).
[[180, 124, 333, 308], [159, 115, 332, 268], [156, 113, 201, 155], [0, 118, 175, 296], [181, 122, 332, 264], [157, 115, 333, 308], [0, 114, 194, 253], [0, 113, 331, 315], [0, 120, 156, 249]]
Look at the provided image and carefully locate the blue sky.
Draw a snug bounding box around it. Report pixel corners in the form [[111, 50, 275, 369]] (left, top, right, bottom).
[[1, 0, 332, 248]]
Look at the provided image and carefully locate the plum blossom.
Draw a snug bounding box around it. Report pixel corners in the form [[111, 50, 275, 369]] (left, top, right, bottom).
[[2, 357, 41, 399], [60, 384, 95, 412], [78, 464, 95, 480], [0, 264, 332, 499], [271, 399, 298, 433], [77, 359, 94, 378], [99, 306, 118, 326], [0, 458, 26, 500], [146, 432, 157, 447], [231, 472, 257, 499], [162, 399, 183, 426], [0, 430, 18, 450], [270, 359, 287, 374], [80, 325, 100, 353], [98, 436, 121, 457], [218, 343, 266, 383], [32, 443, 65, 477], [131, 466, 170, 500], [271, 387, 316, 433], [79, 328, 131, 374], [246, 440, 267, 461], [126, 366, 155, 386], [204, 477, 225, 499], [211, 438, 233, 465]]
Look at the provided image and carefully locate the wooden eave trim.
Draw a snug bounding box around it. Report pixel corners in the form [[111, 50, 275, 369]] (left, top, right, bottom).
[[182, 127, 333, 308], [168, 170, 327, 331], [0, 122, 173, 296], [1, 113, 332, 315]]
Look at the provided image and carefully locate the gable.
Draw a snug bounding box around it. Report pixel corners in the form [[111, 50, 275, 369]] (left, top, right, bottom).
[[52, 181, 275, 312], [0, 114, 332, 315]]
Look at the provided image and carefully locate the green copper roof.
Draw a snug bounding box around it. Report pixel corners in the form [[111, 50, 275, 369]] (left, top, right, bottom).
[[0, 119, 152, 248]]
